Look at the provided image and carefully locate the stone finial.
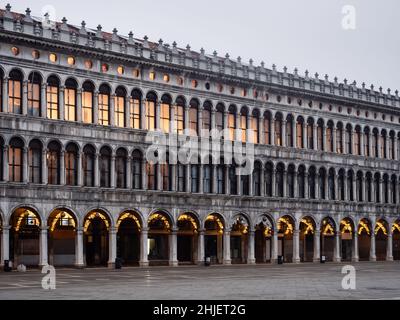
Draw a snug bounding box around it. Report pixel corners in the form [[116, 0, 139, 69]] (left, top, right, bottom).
[[200, 47, 205, 55], [362, 82, 365, 89], [325, 74, 329, 81], [144, 35, 149, 41], [395, 90, 399, 97], [97, 25, 102, 31], [261, 61, 265, 68], [370, 84, 374, 90], [272, 64, 276, 71], [352, 80, 356, 86], [387, 88, 391, 95], [81, 21, 86, 28], [25, 8, 31, 16], [5, 3, 11, 11], [62, 17, 67, 24], [379, 86, 383, 93], [237, 56, 241, 63], [128, 31, 134, 43], [334, 76, 338, 83], [113, 28, 118, 34], [172, 41, 177, 48], [294, 68, 298, 75], [343, 78, 347, 85], [249, 58, 254, 66], [186, 44, 191, 51], [213, 50, 218, 57], [283, 66, 287, 73], [225, 53, 230, 59], [158, 38, 163, 45], [315, 72, 319, 79], [305, 69, 309, 77]]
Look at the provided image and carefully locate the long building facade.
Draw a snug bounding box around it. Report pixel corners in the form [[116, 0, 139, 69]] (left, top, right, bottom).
[[1, 5, 400, 269]]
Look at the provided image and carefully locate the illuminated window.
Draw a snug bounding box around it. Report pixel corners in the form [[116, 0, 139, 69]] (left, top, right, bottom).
[[228, 108, 236, 141], [336, 124, 343, 153], [175, 98, 185, 135], [32, 50, 40, 59], [85, 60, 93, 69], [130, 90, 141, 129], [177, 77, 184, 85], [133, 69, 140, 77], [101, 63, 109, 73], [67, 56, 75, 66], [189, 99, 199, 136], [161, 155, 172, 191], [115, 88, 126, 128], [82, 82, 94, 124], [98, 85, 110, 126], [264, 113, 271, 145], [8, 70, 22, 114], [274, 115, 282, 146], [28, 73, 41, 117], [251, 114, 259, 144], [242, 89, 247, 97], [307, 119, 314, 149], [11, 47, 20, 56], [147, 162, 157, 190], [49, 53, 57, 63], [117, 66, 125, 75], [326, 123, 334, 152], [240, 111, 247, 142], [191, 80, 198, 88], [65, 79, 77, 122], [149, 71, 156, 80], [202, 103, 212, 132], [230, 87, 235, 95], [217, 84, 223, 92], [8, 138, 23, 182], [163, 74, 170, 82], [160, 96, 171, 133], [145, 93, 156, 131], [46, 76, 59, 120]]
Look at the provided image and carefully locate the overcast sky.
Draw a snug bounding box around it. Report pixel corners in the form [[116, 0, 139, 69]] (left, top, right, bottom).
[[4, 0, 400, 92]]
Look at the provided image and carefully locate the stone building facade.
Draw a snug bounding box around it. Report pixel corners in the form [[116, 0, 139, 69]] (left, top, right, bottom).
[[0, 5, 400, 268]]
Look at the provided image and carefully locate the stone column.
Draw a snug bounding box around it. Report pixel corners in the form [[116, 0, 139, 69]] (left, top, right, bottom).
[[197, 229, 205, 265], [294, 171, 298, 198], [313, 123, 318, 150], [281, 120, 286, 147], [169, 229, 178, 266], [334, 231, 341, 262], [2, 146, 8, 182], [271, 229, 278, 263], [125, 97, 130, 128], [139, 228, 149, 267], [360, 131, 364, 156], [352, 177, 357, 202], [352, 231, 359, 262], [333, 128, 337, 153], [211, 109, 216, 131], [0, 226, 10, 266], [185, 165, 190, 192], [293, 229, 300, 263], [171, 164, 176, 192], [22, 80, 28, 115], [75, 228, 84, 268], [387, 232, 393, 261], [259, 116, 264, 145], [60, 150, 65, 185], [315, 173, 320, 199], [370, 231, 377, 261], [93, 92, 99, 125], [2, 77, 8, 113], [126, 156, 132, 189], [260, 166, 265, 196], [141, 100, 146, 130], [343, 175, 348, 201], [322, 125, 326, 151], [42, 149, 47, 185], [223, 229, 231, 265], [59, 86, 65, 121], [334, 174, 339, 200], [283, 170, 287, 197], [39, 227, 49, 267], [212, 165, 217, 194], [22, 147, 28, 183], [108, 227, 117, 268], [76, 89, 82, 122], [313, 229, 321, 262], [94, 153, 100, 187], [248, 169, 254, 196], [271, 169, 276, 197], [40, 83, 46, 118], [155, 102, 161, 130], [270, 118, 275, 146], [199, 164, 204, 193], [110, 155, 116, 188], [110, 94, 115, 127], [379, 177, 384, 204], [77, 152, 83, 187], [198, 106, 203, 136], [247, 230, 256, 264], [224, 165, 229, 195], [362, 176, 367, 202], [184, 106, 190, 133], [302, 123, 307, 149], [304, 172, 309, 199], [157, 163, 163, 191], [141, 159, 147, 190]]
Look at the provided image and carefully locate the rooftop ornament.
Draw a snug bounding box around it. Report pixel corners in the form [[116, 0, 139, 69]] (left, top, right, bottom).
[[305, 69, 309, 77], [283, 66, 287, 73], [237, 56, 241, 63], [261, 61, 265, 68], [315, 72, 319, 79], [200, 47, 205, 55], [294, 68, 298, 76], [5, 3, 11, 11], [325, 74, 329, 81], [213, 50, 218, 57]]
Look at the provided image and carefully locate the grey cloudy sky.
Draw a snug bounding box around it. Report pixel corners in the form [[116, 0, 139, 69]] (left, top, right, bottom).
[[4, 0, 400, 91]]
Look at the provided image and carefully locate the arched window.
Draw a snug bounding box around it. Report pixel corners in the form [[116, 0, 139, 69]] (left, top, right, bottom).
[[27, 72, 41, 117], [28, 139, 42, 184], [389, 131, 395, 160], [190, 162, 199, 193], [82, 81, 94, 124], [328, 169, 335, 200], [391, 175, 397, 204], [354, 126, 361, 156], [240, 107, 248, 143], [317, 119, 324, 151], [228, 105, 236, 141], [146, 161, 157, 190], [336, 123, 343, 154], [115, 87, 126, 128], [47, 76, 59, 120], [240, 162, 249, 195], [372, 128, 379, 158], [145, 92, 157, 131], [47, 141, 61, 185], [347, 171, 354, 201], [9, 137, 24, 182], [253, 161, 261, 196], [8, 69, 23, 114], [319, 168, 326, 199], [366, 172, 372, 202], [161, 95, 172, 134], [161, 153, 172, 191], [203, 158, 213, 193], [130, 89, 142, 129], [175, 97, 185, 135], [276, 163, 284, 197], [374, 173, 380, 203], [189, 99, 199, 136], [274, 113, 283, 146], [309, 167, 316, 199], [132, 150, 142, 189], [287, 164, 295, 198], [116, 148, 127, 188], [251, 109, 260, 144], [345, 124, 352, 154], [307, 118, 314, 149], [264, 112, 271, 145], [99, 147, 111, 188], [383, 174, 389, 203], [65, 78, 77, 122], [65, 143, 78, 186], [296, 116, 304, 148], [83, 145, 95, 187], [286, 115, 293, 147], [338, 170, 345, 201], [265, 163, 273, 197], [298, 166, 305, 198], [217, 160, 225, 194], [229, 161, 238, 195], [216, 104, 224, 133], [98, 84, 110, 126], [381, 130, 387, 159], [364, 127, 370, 156], [203, 101, 212, 133], [176, 162, 186, 192], [326, 121, 334, 152], [356, 171, 363, 202]]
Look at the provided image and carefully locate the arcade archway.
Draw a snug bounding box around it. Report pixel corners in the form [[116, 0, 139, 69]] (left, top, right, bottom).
[[117, 211, 141, 266], [278, 216, 295, 262], [177, 213, 199, 264], [358, 218, 372, 261], [255, 215, 273, 263], [321, 217, 336, 261], [230, 215, 249, 264], [204, 213, 224, 264], [393, 220, 400, 260], [375, 219, 388, 261], [340, 217, 354, 262], [147, 211, 171, 265], [299, 217, 315, 262]]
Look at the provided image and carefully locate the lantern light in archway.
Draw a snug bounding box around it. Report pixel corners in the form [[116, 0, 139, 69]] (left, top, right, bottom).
[[15, 210, 40, 232], [374, 221, 387, 236], [50, 211, 76, 232], [117, 212, 141, 231], [84, 212, 110, 232]]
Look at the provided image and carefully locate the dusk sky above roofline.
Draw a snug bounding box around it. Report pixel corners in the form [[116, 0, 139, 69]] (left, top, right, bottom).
[[3, 0, 399, 92]]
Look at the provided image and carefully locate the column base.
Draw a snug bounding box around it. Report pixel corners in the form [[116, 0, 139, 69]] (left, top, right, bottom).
[[313, 258, 320, 263], [351, 257, 359, 263], [333, 257, 341, 263], [169, 260, 179, 267], [247, 259, 256, 265], [75, 264, 85, 269], [270, 258, 278, 264], [386, 256, 394, 262], [139, 261, 149, 267], [223, 259, 231, 265], [38, 263, 49, 269], [369, 257, 377, 262], [107, 262, 115, 269], [293, 258, 301, 264]]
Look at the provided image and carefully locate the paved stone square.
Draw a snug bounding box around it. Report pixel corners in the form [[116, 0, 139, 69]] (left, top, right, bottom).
[[0, 261, 399, 300]]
